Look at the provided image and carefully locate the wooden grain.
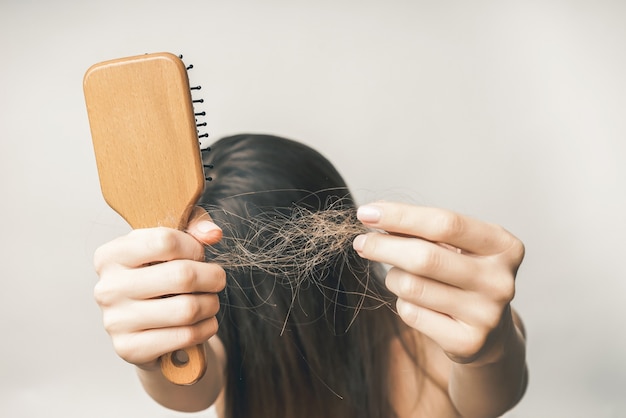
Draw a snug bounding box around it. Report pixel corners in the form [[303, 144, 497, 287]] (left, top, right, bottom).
[[84, 52, 207, 385]]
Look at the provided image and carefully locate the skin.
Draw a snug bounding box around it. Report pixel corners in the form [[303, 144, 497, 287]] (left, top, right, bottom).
[[353, 202, 528, 417], [93, 202, 527, 417], [93, 208, 226, 412]]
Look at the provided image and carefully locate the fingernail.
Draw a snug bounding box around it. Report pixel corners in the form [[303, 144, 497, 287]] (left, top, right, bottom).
[[197, 220, 221, 234], [357, 205, 381, 223], [353, 234, 367, 252]]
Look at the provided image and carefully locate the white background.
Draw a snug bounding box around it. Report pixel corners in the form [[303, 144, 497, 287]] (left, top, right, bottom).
[[1, 1, 624, 417]]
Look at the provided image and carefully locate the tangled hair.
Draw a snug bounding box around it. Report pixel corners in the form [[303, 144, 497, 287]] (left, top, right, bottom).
[[202, 199, 393, 334], [199, 134, 416, 418]]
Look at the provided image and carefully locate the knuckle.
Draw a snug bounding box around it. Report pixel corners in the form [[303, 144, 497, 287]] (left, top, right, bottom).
[[101, 310, 119, 333], [394, 208, 411, 230], [93, 238, 122, 273], [112, 338, 136, 363], [483, 268, 516, 303], [191, 242, 207, 262], [203, 263, 227, 292], [396, 299, 422, 329], [401, 275, 426, 302], [178, 318, 217, 346], [384, 267, 400, 292], [205, 316, 219, 337], [174, 327, 195, 347], [495, 228, 525, 265], [494, 278, 516, 303], [197, 294, 221, 320], [93, 279, 113, 307], [471, 294, 510, 331], [509, 238, 526, 264], [93, 246, 107, 274], [177, 296, 202, 324], [171, 261, 197, 291], [208, 296, 221, 316], [455, 329, 489, 361], [148, 227, 179, 256], [404, 313, 421, 330], [481, 304, 507, 331], [214, 266, 227, 291], [434, 211, 464, 240], [409, 247, 442, 275], [467, 334, 489, 359], [399, 311, 415, 329]]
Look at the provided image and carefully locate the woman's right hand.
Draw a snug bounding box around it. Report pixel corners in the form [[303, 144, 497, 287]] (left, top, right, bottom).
[[93, 209, 226, 371]]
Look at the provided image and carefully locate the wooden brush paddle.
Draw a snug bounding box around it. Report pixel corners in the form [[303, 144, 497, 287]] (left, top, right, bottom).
[[84, 52, 208, 385]]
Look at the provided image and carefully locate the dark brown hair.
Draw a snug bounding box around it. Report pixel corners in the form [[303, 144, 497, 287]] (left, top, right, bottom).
[[199, 134, 417, 418]]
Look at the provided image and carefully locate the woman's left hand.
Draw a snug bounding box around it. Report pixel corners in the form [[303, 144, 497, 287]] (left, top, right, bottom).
[[353, 201, 525, 366]]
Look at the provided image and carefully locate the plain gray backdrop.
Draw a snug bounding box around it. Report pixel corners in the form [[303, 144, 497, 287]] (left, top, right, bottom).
[[1, 1, 624, 417]]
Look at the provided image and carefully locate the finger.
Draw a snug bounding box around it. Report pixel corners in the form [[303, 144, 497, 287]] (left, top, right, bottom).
[[354, 233, 481, 289], [105, 293, 221, 333], [94, 260, 226, 308], [127, 260, 226, 300], [186, 206, 223, 245], [386, 268, 507, 327], [385, 268, 470, 318], [95, 227, 207, 271], [113, 317, 218, 365], [357, 202, 519, 256], [395, 299, 476, 360]]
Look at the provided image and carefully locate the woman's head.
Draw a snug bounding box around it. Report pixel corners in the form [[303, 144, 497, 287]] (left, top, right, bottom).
[[198, 133, 388, 327], [196, 134, 406, 418], [199, 133, 353, 214]]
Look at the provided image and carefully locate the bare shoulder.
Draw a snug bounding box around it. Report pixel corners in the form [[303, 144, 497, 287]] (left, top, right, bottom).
[[389, 330, 461, 418], [208, 336, 227, 418], [208, 335, 227, 369]]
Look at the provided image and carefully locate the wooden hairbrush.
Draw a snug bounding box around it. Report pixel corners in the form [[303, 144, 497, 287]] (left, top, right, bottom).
[[84, 52, 208, 385]]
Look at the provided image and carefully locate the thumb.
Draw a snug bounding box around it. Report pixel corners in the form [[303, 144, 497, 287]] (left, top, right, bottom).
[[186, 206, 223, 245]]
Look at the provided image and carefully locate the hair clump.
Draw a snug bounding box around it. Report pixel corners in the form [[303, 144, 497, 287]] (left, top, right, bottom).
[[201, 198, 391, 330]]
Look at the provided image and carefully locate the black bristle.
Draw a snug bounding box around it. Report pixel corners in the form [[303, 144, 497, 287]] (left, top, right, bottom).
[[182, 55, 209, 149]]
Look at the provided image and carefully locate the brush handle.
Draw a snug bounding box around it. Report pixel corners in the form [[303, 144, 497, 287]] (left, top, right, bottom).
[[84, 52, 208, 385], [160, 345, 207, 385]]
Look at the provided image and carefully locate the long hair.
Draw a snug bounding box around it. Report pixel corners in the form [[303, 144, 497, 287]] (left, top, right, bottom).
[[198, 134, 416, 418]]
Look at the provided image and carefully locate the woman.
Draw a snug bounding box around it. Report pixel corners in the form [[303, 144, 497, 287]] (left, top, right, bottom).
[[93, 134, 527, 417]]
